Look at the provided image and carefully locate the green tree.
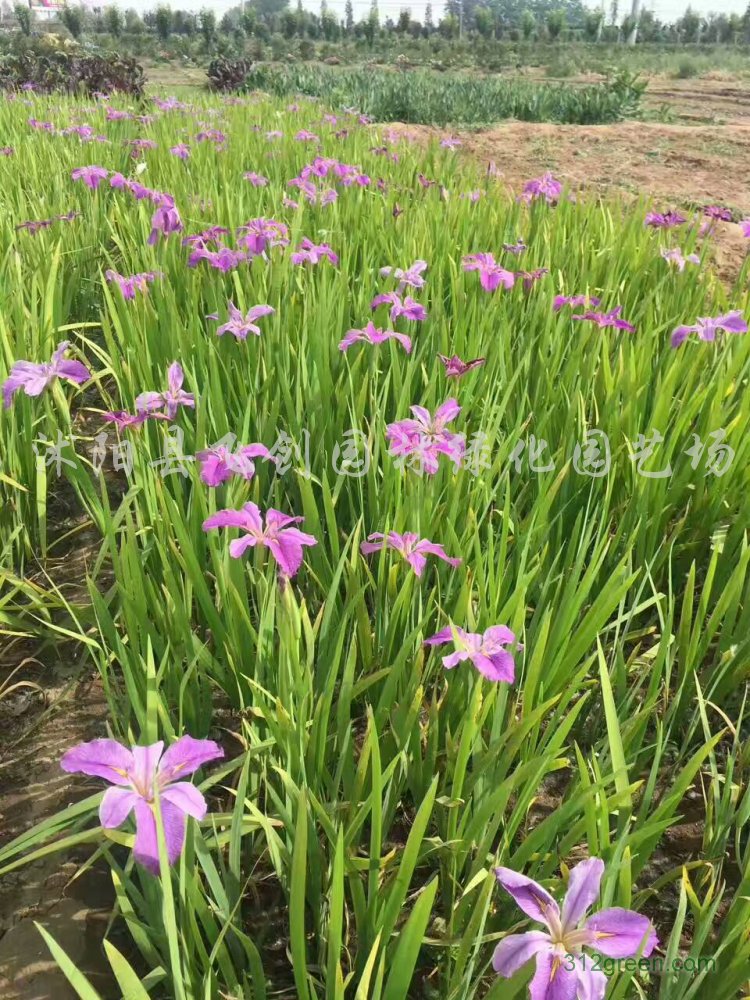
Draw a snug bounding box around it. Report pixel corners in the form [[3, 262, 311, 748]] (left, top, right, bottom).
[[240, 7, 257, 34], [439, 12, 458, 36], [60, 4, 85, 38], [583, 8, 601, 39], [124, 8, 144, 33], [677, 5, 701, 42], [103, 5, 123, 36], [14, 1, 32, 34], [521, 9, 535, 37], [474, 5, 493, 36], [344, 0, 353, 32], [154, 5, 172, 41], [198, 6, 216, 46], [546, 7, 565, 38], [424, 1, 433, 32]]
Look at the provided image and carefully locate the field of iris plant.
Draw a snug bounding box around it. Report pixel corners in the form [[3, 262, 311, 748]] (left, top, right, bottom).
[[1, 89, 750, 1000]]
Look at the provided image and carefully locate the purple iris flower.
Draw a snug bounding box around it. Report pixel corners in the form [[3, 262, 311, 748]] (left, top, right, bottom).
[[202, 502, 317, 578], [3, 341, 90, 409], [60, 736, 224, 874], [516, 268, 549, 292], [740, 219, 750, 238], [295, 130, 319, 142], [440, 136, 462, 149], [661, 247, 700, 271], [71, 165, 109, 190], [703, 205, 732, 222], [339, 322, 412, 354], [105, 269, 162, 300], [236, 217, 289, 256], [243, 171, 268, 186], [437, 354, 485, 378], [148, 200, 183, 245], [463, 253, 515, 292], [196, 443, 274, 486], [104, 410, 156, 429], [290, 238, 338, 266], [16, 211, 79, 236], [553, 294, 601, 313], [670, 310, 747, 348], [170, 143, 191, 160], [572, 306, 636, 333], [209, 302, 275, 340], [135, 362, 195, 420], [492, 858, 658, 1000], [386, 398, 465, 474], [520, 172, 562, 204], [424, 624, 519, 682], [360, 531, 461, 577], [370, 292, 427, 323], [189, 247, 249, 272], [645, 210, 686, 229], [379, 259, 427, 293]]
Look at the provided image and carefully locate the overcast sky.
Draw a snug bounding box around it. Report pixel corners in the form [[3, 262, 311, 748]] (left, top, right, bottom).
[[113, 0, 748, 23]]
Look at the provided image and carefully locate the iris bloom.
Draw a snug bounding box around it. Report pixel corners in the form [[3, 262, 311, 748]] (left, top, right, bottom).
[[339, 322, 412, 354], [671, 310, 747, 348], [189, 247, 249, 272], [148, 199, 183, 245], [202, 502, 317, 578], [170, 143, 191, 160], [104, 410, 156, 429], [520, 172, 562, 204], [60, 735, 224, 874], [360, 531, 461, 577], [492, 858, 658, 1000], [135, 362, 195, 420], [462, 254, 515, 292], [740, 219, 750, 238], [386, 398, 465, 474], [16, 211, 79, 236], [379, 259, 427, 293], [237, 217, 289, 256], [290, 238, 338, 266], [196, 443, 274, 486], [3, 341, 90, 409], [703, 205, 732, 221], [438, 354, 485, 378], [424, 624, 519, 682], [661, 247, 700, 271], [209, 302, 275, 340], [244, 171, 268, 186], [645, 210, 686, 229], [370, 292, 427, 323], [516, 268, 549, 291], [553, 294, 601, 313], [503, 240, 527, 255], [105, 269, 162, 300], [71, 165, 109, 189], [572, 306, 635, 333]]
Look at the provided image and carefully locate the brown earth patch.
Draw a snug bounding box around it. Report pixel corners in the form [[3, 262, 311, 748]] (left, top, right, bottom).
[[386, 120, 750, 285]]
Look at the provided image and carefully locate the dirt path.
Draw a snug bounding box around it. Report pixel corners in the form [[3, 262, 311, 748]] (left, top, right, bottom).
[[0, 670, 118, 998]]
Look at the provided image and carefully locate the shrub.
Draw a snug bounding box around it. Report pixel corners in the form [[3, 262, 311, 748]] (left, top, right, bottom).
[[675, 57, 699, 78], [0, 51, 145, 96], [207, 55, 253, 91]]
